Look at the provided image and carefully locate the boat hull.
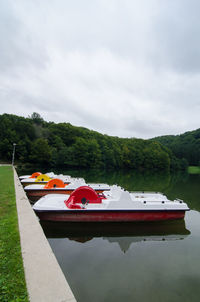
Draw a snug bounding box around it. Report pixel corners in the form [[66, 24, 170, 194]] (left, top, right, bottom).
[[22, 181, 70, 187], [26, 189, 108, 202], [35, 209, 186, 222]]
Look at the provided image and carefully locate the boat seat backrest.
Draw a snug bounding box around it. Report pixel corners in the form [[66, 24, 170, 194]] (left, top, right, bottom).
[[107, 191, 134, 209], [65, 196, 82, 209], [35, 174, 51, 182], [30, 172, 42, 178], [110, 185, 124, 199], [44, 178, 66, 189], [66, 186, 102, 204]]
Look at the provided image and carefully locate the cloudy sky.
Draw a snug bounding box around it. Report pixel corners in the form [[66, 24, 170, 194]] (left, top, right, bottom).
[[0, 0, 200, 138]]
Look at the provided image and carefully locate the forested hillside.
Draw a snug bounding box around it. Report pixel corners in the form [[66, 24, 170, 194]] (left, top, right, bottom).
[[0, 113, 186, 171], [152, 129, 200, 166]]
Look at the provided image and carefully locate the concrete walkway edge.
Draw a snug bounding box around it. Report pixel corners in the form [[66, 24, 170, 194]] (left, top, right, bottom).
[[14, 167, 77, 302]]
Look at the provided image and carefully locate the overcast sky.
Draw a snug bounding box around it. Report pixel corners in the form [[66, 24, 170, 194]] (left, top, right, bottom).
[[0, 0, 200, 138]]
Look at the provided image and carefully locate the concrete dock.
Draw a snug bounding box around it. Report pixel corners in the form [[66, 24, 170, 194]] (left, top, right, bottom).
[[14, 167, 77, 302]]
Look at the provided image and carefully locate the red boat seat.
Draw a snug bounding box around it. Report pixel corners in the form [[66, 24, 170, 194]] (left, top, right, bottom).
[[65, 196, 82, 209], [65, 186, 103, 209], [30, 172, 42, 178], [44, 178, 65, 189]]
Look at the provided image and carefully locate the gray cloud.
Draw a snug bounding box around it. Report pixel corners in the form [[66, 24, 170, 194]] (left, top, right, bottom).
[[0, 0, 48, 75], [0, 0, 199, 139], [150, 0, 200, 73]]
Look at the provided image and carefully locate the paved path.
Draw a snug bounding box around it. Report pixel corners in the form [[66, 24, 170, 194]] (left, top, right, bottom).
[[14, 167, 77, 302]]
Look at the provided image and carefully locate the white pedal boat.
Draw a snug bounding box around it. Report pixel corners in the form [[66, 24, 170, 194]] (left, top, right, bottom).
[[19, 171, 57, 180], [21, 172, 83, 187], [25, 178, 111, 202], [33, 185, 189, 222]]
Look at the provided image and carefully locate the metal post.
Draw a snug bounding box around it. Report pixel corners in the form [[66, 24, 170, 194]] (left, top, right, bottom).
[[12, 143, 16, 166]]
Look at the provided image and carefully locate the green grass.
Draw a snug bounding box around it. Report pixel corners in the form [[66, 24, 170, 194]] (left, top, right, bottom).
[[188, 166, 200, 174], [0, 166, 29, 302]]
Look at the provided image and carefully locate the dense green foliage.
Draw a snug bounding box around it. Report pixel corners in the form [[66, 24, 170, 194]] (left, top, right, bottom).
[[0, 166, 28, 302], [0, 113, 186, 171], [152, 129, 200, 166]]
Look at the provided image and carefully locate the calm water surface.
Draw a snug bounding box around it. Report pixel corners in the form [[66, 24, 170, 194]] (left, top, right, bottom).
[[18, 168, 200, 301]]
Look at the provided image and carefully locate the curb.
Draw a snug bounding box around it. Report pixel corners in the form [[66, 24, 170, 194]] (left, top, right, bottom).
[[14, 167, 77, 302]]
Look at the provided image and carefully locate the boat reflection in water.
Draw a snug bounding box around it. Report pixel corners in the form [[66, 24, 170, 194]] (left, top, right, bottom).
[[41, 220, 190, 253]]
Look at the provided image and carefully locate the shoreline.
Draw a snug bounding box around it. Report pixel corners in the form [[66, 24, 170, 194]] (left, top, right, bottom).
[[13, 166, 77, 302]]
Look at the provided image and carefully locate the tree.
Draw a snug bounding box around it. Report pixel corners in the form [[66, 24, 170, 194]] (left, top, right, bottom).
[[0, 113, 190, 171], [29, 138, 52, 165], [30, 112, 44, 125], [72, 137, 89, 168], [87, 139, 102, 168]]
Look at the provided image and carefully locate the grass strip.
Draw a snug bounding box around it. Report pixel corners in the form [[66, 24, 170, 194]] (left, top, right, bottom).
[[188, 166, 200, 174], [0, 166, 28, 302]]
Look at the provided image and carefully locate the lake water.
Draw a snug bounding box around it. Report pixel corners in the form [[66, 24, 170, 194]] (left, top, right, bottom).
[[18, 168, 200, 301]]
